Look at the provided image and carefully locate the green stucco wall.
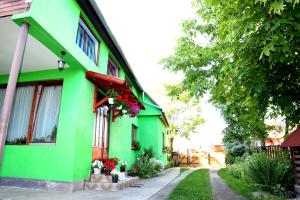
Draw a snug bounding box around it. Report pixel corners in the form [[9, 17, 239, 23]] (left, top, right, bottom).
[[0, 0, 168, 183], [0, 68, 95, 182], [109, 115, 139, 170], [138, 116, 168, 164]]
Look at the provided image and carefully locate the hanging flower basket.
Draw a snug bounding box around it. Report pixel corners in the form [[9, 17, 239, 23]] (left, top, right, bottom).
[[106, 90, 142, 118]]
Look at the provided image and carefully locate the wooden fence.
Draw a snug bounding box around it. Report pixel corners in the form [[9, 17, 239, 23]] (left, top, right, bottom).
[[255, 145, 290, 159]]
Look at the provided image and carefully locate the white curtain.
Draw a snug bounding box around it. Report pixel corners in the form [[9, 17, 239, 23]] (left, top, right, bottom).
[[31, 86, 62, 143], [0, 88, 6, 116], [6, 86, 34, 143], [94, 106, 109, 148]]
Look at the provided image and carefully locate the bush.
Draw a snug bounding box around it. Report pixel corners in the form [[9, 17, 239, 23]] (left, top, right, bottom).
[[225, 154, 245, 165], [143, 147, 154, 158], [245, 153, 293, 192], [132, 148, 164, 178], [227, 162, 247, 180], [165, 161, 175, 169]]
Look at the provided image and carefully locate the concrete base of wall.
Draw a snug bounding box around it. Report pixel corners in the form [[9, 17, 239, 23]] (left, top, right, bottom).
[[0, 177, 84, 192]]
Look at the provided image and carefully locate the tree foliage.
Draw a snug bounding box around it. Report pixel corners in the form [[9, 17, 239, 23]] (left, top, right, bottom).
[[165, 94, 204, 139], [161, 0, 300, 146]]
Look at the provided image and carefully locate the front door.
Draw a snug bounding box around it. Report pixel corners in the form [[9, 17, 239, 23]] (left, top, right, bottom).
[[92, 105, 110, 161]]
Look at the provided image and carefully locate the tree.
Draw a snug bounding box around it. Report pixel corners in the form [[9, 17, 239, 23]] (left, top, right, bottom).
[[161, 0, 300, 146], [165, 93, 204, 139]]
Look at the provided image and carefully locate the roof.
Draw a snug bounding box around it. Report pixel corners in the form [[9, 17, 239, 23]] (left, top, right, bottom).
[[77, 0, 169, 127], [77, 0, 143, 93], [281, 127, 300, 148]]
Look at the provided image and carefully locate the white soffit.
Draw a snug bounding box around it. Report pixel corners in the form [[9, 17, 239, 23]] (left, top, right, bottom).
[[0, 17, 63, 75]]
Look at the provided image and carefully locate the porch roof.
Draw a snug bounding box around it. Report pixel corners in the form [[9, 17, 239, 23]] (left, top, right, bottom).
[[86, 71, 145, 110], [281, 127, 300, 148]]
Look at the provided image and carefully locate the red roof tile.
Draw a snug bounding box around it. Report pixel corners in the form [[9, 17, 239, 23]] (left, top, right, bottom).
[[281, 127, 300, 148]]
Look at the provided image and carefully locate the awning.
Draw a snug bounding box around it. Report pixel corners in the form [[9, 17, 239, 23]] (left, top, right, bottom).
[[281, 127, 300, 148], [86, 71, 145, 112]]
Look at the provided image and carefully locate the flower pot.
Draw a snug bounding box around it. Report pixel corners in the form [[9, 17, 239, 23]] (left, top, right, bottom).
[[120, 166, 126, 172], [93, 168, 100, 175], [101, 168, 105, 174], [108, 98, 114, 105], [119, 172, 126, 181], [117, 105, 122, 110], [112, 176, 118, 183]]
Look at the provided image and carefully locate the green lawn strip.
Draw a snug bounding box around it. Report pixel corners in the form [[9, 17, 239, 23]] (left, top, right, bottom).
[[168, 169, 212, 200], [218, 168, 286, 200], [218, 168, 257, 199], [179, 167, 190, 174]]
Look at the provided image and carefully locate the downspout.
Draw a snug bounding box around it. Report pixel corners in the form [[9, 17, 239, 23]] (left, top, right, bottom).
[[0, 23, 29, 167]]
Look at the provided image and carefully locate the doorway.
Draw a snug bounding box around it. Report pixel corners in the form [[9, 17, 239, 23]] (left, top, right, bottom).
[[92, 105, 110, 160]]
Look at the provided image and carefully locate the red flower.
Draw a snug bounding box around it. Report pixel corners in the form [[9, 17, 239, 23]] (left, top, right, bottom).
[[103, 158, 118, 170], [123, 98, 129, 104], [117, 95, 122, 101], [129, 102, 134, 107]]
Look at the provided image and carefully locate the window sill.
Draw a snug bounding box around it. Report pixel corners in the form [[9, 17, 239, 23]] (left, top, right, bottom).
[[29, 143, 56, 146], [5, 143, 56, 146]]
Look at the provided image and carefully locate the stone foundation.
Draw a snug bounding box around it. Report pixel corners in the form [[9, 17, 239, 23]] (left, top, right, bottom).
[[0, 177, 84, 192]]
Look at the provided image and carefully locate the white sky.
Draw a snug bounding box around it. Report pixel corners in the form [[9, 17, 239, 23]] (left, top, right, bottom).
[[96, 0, 226, 151]]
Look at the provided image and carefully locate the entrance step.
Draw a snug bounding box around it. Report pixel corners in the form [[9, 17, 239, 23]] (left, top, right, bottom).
[[90, 174, 112, 182], [85, 175, 139, 191]]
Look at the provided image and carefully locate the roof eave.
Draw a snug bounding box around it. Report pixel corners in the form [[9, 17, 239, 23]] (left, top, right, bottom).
[[77, 0, 143, 93]]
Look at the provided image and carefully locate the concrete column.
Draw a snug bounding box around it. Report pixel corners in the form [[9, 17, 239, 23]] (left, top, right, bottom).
[[0, 23, 29, 167]]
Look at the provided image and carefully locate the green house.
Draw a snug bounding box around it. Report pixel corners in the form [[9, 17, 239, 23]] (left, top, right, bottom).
[[0, 0, 169, 191]]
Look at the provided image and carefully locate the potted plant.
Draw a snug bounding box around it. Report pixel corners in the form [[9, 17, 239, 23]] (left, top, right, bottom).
[[110, 169, 120, 183], [92, 160, 103, 175], [120, 161, 127, 172], [103, 158, 118, 175], [107, 90, 118, 105]]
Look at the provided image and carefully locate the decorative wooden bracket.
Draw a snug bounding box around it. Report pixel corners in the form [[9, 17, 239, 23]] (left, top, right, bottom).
[[112, 110, 122, 122], [93, 86, 109, 112]]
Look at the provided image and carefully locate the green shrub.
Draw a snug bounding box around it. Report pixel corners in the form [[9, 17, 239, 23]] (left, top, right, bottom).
[[225, 154, 245, 165], [245, 153, 293, 192], [165, 161, 175, 169], [134, 151, 164, 178], [227, 162, 246, 180], [143, 147, 154, 158]]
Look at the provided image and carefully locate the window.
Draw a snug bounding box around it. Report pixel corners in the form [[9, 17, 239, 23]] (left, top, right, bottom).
[[0, 81, 63, 144], [131, 125, 137, 147], [162, 132, 165, 150], [107, 58, 119, 77], [76, 18, 99, 64]]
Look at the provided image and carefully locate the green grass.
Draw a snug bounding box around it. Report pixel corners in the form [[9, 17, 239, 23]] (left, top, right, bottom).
[[218, 168, 256, 199], [168, 169, 212, 200], [179, 167, 191, 174], [218, 168, 286, 200]]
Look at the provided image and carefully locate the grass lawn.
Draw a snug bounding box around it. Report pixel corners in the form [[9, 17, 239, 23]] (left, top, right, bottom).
[[168, 169, 212, 200], [218, 168, 257, 199], [218, 168, 286, 200], [179, 167, 191, 174]]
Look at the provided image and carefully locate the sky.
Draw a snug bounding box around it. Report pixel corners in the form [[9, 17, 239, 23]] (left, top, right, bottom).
[[96, 0, 226, 152]]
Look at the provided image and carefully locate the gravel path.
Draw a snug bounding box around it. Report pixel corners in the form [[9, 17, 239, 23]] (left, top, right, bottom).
[[209, 169, 247, 200]]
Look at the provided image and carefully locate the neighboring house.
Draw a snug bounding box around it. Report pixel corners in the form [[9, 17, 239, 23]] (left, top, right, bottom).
[[0, 0, 169, 191]]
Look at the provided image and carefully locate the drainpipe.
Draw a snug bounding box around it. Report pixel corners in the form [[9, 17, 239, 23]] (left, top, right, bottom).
[[0, 23, 29, 167]]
